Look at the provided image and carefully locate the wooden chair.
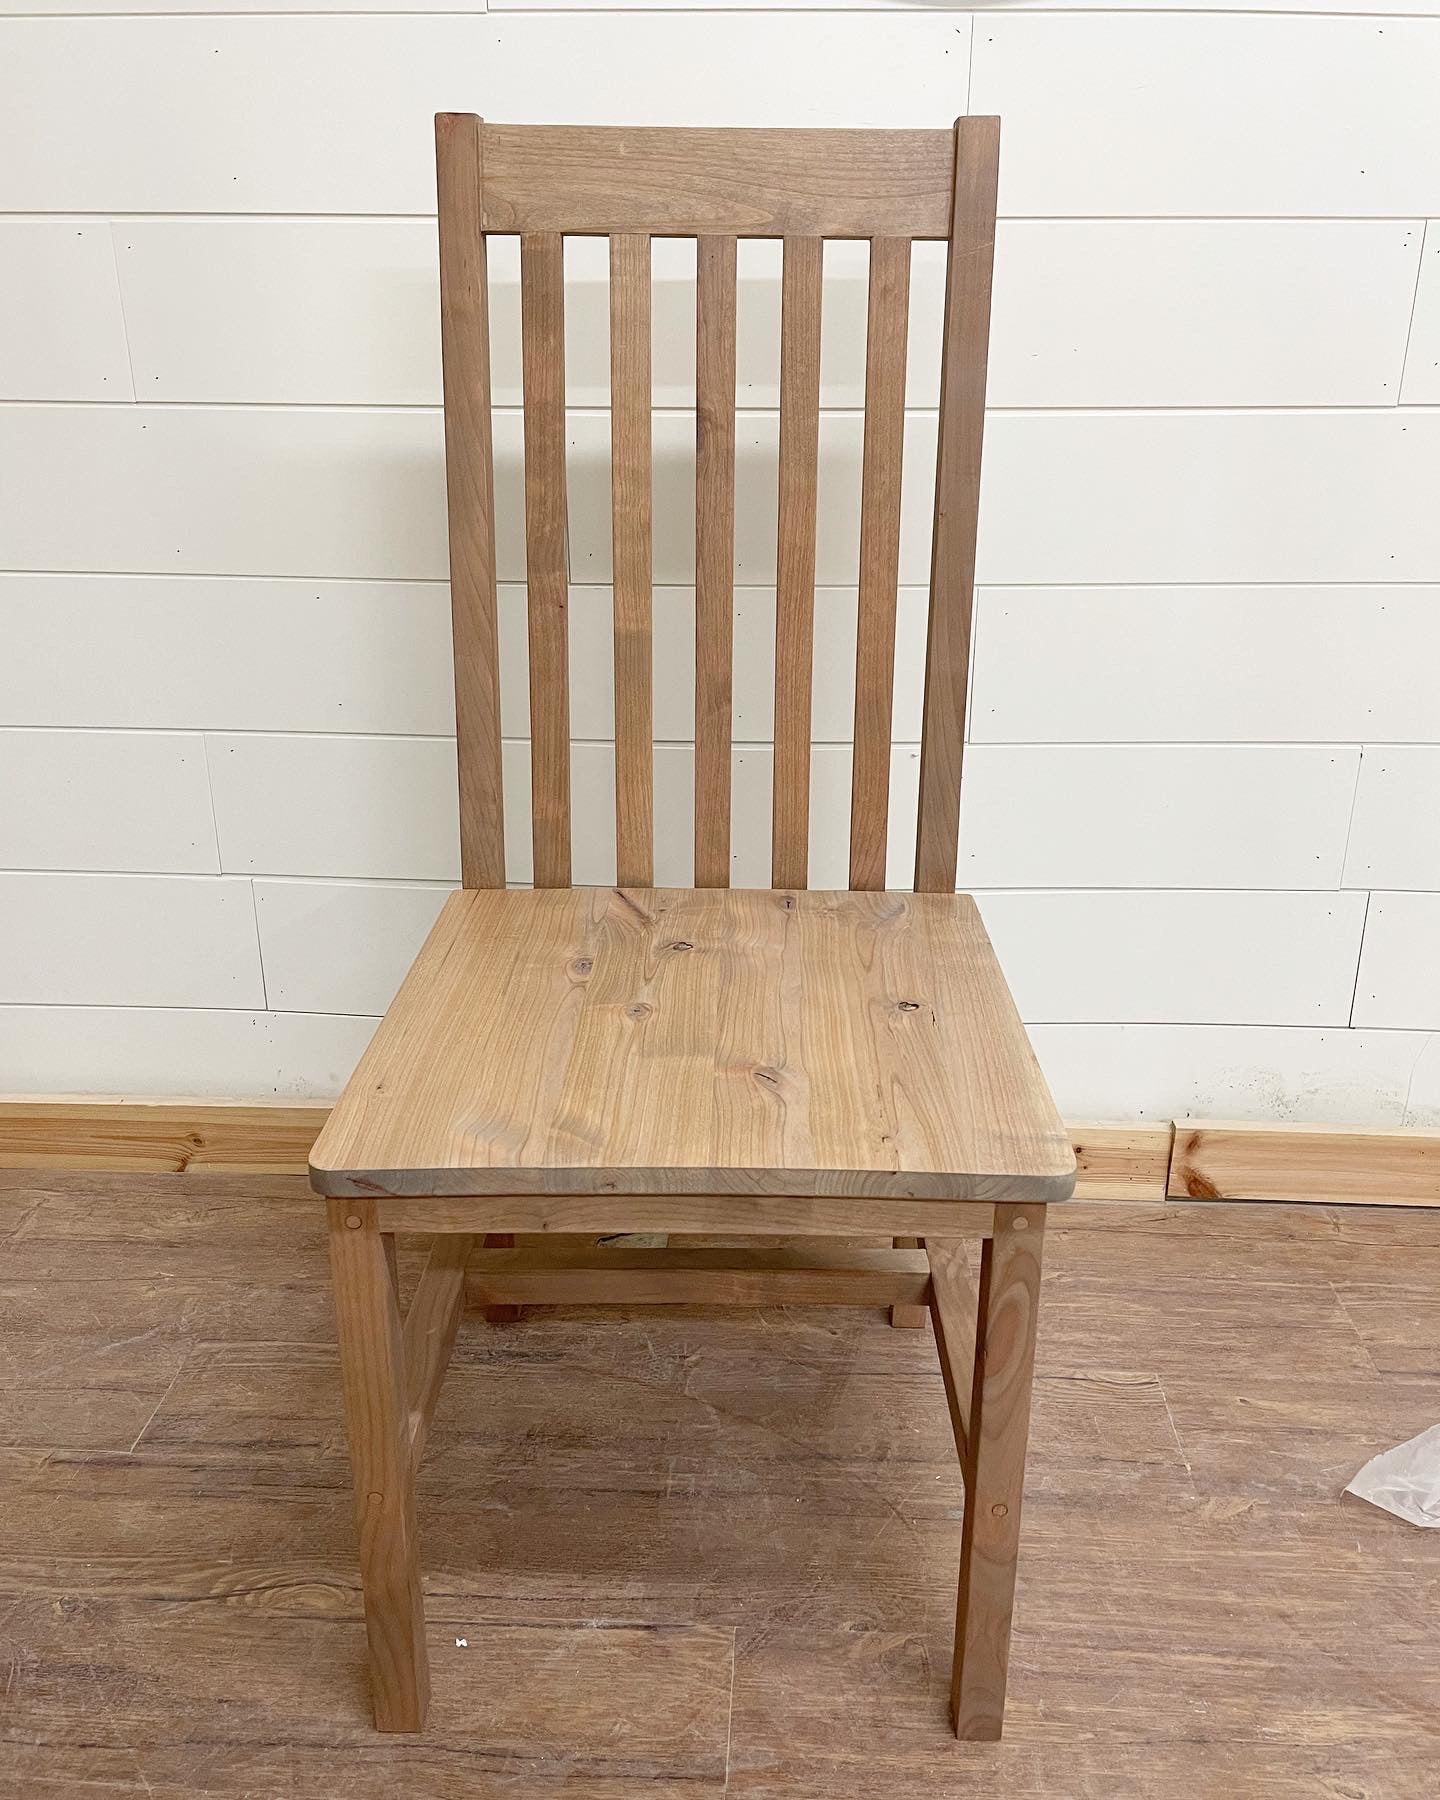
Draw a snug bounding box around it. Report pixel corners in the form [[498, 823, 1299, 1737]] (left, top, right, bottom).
[[309, 114, 1075, 1744]]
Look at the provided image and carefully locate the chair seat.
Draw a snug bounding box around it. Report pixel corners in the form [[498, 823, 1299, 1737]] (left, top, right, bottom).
[[309, 886, 1075, 1202]]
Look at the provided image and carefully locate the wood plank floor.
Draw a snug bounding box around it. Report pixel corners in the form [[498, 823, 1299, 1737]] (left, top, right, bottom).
[[2, 1173, 1438, 1797]]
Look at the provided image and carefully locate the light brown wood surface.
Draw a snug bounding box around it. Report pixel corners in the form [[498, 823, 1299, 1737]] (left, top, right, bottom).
[[373, 1192, 997, 1238], [326, 1196, 429, 1730], [519, 230, 571, 888], [914, 118, 1000, 895], [401, 1232, 474, 1470], [436, 114, 505, 889], [475, 123, 956, 237], [0, 1097, 325, 1173], [1072, 1121, 1174, 1201], [945, 1203, 1046, 1739], [464, 1244, 930, 1309], [771, 237, 823, 890], [432, 115, 1003, 899], [6, 1102, 1378, 1216], [1171, 1120, 1440, 1208], [608, 231, 654, 888], [693, 232, 738, 889], [849, 235, 911, 893], [308, 887, 1075, 1202]]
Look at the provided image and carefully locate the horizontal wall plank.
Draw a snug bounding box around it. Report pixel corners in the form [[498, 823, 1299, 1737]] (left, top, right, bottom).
[[0, 406, 452, 580], [971, 586, 1440, 746], [204, 732, 925, 890], [1353, 894, 1440, 1031], [0, 574, 455, 735], [110, 220, 1419, 412], [0, 873, 263, 1008], [207, 735, 460, 881], [254, 879, 451, 1017], [976, 411, 1440, 586], [1169, 1120, 1440, 1207], [972, 15, 1440, 217], [1343, 747, 1440, 889], [9, 408, 1435, 590], [989, 221, 1419, 409], [0, 1010, 376, 1101], [0, 15, 972, 214], [116, 219, 442, 406], [492, 0, 1439, 12], [978, 890, 1368, 1027], [1028, 1023, 1433, 1126], [1406, 1038, 1440, 1127], [1400, 221, 1440, 403], [0, 223, 131, 401], [0, 730, 218, 874], [959, 746, 1359, 890]]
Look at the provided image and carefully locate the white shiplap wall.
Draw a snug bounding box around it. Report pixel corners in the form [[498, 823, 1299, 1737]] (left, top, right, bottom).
[[2, 5, 1439, 1126]]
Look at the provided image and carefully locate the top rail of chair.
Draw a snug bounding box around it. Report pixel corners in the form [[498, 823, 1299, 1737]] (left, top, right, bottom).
[[440, 117, 977, 239]]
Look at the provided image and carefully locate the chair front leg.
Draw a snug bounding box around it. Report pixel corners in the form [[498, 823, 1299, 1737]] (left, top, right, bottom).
[[327, 1196, 430, 1731], [941, 1202, 1046, 1741]]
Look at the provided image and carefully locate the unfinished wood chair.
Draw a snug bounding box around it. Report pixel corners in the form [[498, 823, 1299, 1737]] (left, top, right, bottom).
[[309, 114, 1075, 1744]]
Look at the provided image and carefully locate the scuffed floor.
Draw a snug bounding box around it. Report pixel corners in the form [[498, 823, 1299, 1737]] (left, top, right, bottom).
[[2, 1172, 1438, 1797]]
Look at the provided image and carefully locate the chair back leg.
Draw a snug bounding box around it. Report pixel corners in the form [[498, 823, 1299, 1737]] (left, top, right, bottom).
[[890, 1235, 930, 1327], [327, 1196, 431, 1731]]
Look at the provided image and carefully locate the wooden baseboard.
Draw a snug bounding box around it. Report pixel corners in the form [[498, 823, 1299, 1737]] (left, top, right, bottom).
[[1169, 1121, 1440, 1209], [1, 1099, 1434, 1211], [0, 1097, 327, 1174]]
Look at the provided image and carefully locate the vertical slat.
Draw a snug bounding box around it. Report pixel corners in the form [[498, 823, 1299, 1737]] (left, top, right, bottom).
[[771, 235, 823, 890], [609, 233, 654, 887], [914, 118, 1000, 895], [694, 234, 738, 889], [436, 113, 504, 889], [849, 236, 912, 892], [520, 231, 571, 888]]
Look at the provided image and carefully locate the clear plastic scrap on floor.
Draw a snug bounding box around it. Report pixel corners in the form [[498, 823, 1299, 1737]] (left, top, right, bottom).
[[1346, 1423, 1440, 1528]]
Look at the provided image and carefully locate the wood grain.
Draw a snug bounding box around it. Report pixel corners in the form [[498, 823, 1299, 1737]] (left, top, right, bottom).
[[464, 1244, 930, 1309], [436, 113, 505, 889], [849, 236, 911, 893], [609, 232, 654, 888], [771, 238, 823, 890], [694, 233, 738, 889], [0, 1106, 1272, 1211], [478, 124, 956, 238], [519, 230, 571, 889], [307, 887, 1076, 1202], [947, 1201, 1045, 1740], [1170, 1120, 1440, 1208], [375, 1192, 998, 1237], [914, 117, 1000, 895], [925, 1235, 979, 1466], [326, 1195, 429, 1732], [0, 1097, 324, 1173], [1072, 1121, 1174, 1201], [401, 1231, 474, 1472]]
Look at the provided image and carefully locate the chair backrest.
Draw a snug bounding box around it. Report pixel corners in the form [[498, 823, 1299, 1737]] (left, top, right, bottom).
[[435, 115, 1000, 896]]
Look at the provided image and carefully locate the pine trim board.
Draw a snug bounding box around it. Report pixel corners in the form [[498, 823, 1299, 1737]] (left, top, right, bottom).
[[3, 1100, 1438, 1210]]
